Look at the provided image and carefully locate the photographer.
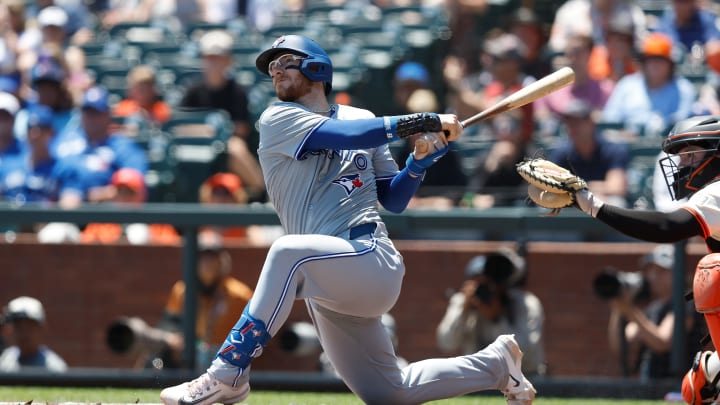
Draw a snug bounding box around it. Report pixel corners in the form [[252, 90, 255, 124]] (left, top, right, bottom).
[[436, 248, 546, 375], [0, 296, 67, 372], [106, 231, 253, 370], [601, 244, 706, 380]]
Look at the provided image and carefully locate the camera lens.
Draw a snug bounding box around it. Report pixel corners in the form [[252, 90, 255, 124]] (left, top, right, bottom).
[[593, 272, 622, 299], [474, 283, 494, 304]]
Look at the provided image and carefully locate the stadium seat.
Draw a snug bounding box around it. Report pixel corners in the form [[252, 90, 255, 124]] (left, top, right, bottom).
[[162, 109, 234, 202]]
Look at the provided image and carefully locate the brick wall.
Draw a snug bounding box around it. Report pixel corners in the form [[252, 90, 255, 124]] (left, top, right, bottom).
[[0, 239, 708, 376]]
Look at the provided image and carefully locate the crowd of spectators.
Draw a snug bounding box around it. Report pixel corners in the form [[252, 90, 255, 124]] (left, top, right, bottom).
[[0, 0, 720, 241]]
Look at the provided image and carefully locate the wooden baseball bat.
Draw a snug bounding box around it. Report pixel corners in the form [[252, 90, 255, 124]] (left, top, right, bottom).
[[460, 66, 575, 128], [415, 67, 575, 154]]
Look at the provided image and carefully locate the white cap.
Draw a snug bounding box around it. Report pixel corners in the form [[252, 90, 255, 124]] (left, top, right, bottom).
[[37, 6, 68, 29], [5, 296, 46, 323], [0, 92, 19, 115], [200, 30, 234, 56], [641, 244, 675, 270]]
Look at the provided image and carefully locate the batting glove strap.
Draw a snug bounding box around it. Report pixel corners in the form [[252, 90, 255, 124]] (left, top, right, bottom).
[[390, 112, 442, 139], [405, 144, 449, 177]]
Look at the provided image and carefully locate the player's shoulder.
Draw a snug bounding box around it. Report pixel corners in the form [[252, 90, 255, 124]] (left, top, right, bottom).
[[334, 104, 375, 119], [258, 101, 315, 125]]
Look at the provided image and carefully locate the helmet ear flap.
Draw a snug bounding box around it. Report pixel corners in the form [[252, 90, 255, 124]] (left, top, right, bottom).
[[300, 60, 330, 81]]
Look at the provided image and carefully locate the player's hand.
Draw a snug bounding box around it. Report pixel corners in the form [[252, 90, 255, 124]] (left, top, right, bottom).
[[414, 131, 448, 160], [438, 114, 462, 142], [406, 132, 450, 177]]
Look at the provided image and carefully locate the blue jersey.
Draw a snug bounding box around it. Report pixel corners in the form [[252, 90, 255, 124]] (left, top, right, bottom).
[[0, 138, 23, 163], [13, 106, 85, 159], [63, 132, 147, 198], [0, 154, 77, 203]]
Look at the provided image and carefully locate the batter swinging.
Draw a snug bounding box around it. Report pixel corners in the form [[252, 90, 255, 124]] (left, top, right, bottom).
[[160, 34, 536, 405]]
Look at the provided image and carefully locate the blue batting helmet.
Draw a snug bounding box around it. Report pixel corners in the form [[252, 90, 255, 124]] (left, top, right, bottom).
[[255, 35, 333, 94]]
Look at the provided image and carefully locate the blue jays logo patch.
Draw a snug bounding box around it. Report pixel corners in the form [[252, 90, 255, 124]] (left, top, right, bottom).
[[272, 36, 286, 48], [332, 174, 364, 196]]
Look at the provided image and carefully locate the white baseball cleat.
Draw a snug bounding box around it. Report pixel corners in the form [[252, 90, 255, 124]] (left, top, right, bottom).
[[493, 334, 536, 405], [160, 372, 249, 405]]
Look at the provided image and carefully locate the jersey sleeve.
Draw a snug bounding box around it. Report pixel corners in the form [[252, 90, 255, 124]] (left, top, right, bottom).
[[258, 103, 328, 159], [373, 144, 399, 181], [682, 182, 720, 239]]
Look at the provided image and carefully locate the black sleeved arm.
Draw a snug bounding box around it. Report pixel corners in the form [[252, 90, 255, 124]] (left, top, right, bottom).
[[595, 204, 704, 243]]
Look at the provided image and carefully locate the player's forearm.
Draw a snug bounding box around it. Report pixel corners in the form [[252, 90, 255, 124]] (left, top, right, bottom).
[[595, 204, 702, 242], [377, 169, 423, 213], [304, 113, 442, 150]]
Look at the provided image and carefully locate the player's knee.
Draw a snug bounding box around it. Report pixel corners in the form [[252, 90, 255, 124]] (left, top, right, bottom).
[[694, 254, 720, 313], [353, 384, 419, 405], [683, 351, 719, 405], [357, 390, 408, 405]]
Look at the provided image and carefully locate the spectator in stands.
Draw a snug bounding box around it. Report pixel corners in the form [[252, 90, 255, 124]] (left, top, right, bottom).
[[550, 99, 630, 207], [79, 168, 180, 245], [436, 247, 546, 376], [26, 1, 94, 46], [154, 230, 254, 369], [587, 11, 639, 83], [548, 0, 647, 56], [534, 34, 614, 140], [14, 55, 83, 158], [0, 92, 21, 162], [60, 85, 147, 206], [507, 7, 551, 80], [389, 61, 432, 116], [464, 109, 537, 208], [180, 30, 265, 200], [451, 32, 536, 143], [0, 296, 67, 372], [655, 0, 720, 54], [36, 6, 68, 49], [199, 172, 283, 245], [0, 0, 23, 95], [181, 30, 250, 140], [602, 33, 696, 137], [113, 65, 172, 128], [0, 105, 78, 206], [99, 0, 153, 28], [604, 244, 706, 380]]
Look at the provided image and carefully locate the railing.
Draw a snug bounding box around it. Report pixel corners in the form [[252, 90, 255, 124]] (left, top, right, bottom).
[[0, 202, 690, 377]]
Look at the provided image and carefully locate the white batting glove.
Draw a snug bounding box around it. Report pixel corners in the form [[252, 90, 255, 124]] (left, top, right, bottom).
[[575, 189, 605, 217]]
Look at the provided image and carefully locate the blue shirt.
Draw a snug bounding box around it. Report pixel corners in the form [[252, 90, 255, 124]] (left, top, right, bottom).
[[63, 132, 148, 198], [656, 9, 720, 51], [0, 138, 23, 163], [0, 154, 77, 203], [549, 135, 630, 181], [13, 105, 84, 159], [601, 72, 696, 134]]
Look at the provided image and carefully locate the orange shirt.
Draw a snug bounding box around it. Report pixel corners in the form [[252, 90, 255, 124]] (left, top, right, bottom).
[[588, 45, 637, 83], [81, 223, 180, 244], [113, 99, 172, 125], [164, 276, 253, 345]]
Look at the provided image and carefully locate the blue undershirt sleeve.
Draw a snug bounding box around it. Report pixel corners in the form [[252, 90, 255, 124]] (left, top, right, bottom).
[[303, 117, 399, 152], [376, 168, 423, 213]]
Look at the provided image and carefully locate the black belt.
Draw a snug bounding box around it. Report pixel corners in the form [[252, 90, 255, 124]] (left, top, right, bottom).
[[349, 223, 377, 239]]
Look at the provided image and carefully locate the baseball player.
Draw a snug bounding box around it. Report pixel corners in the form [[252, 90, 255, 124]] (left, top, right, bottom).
[[564, 115, 720, 404], [160, 34, 536, 405]]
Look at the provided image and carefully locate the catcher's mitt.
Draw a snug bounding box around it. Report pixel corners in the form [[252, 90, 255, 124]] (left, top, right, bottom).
[[516, 158, 588, 215]]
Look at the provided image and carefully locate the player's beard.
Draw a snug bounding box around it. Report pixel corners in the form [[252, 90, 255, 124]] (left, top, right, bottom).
[[275, 75, 313, 102]]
